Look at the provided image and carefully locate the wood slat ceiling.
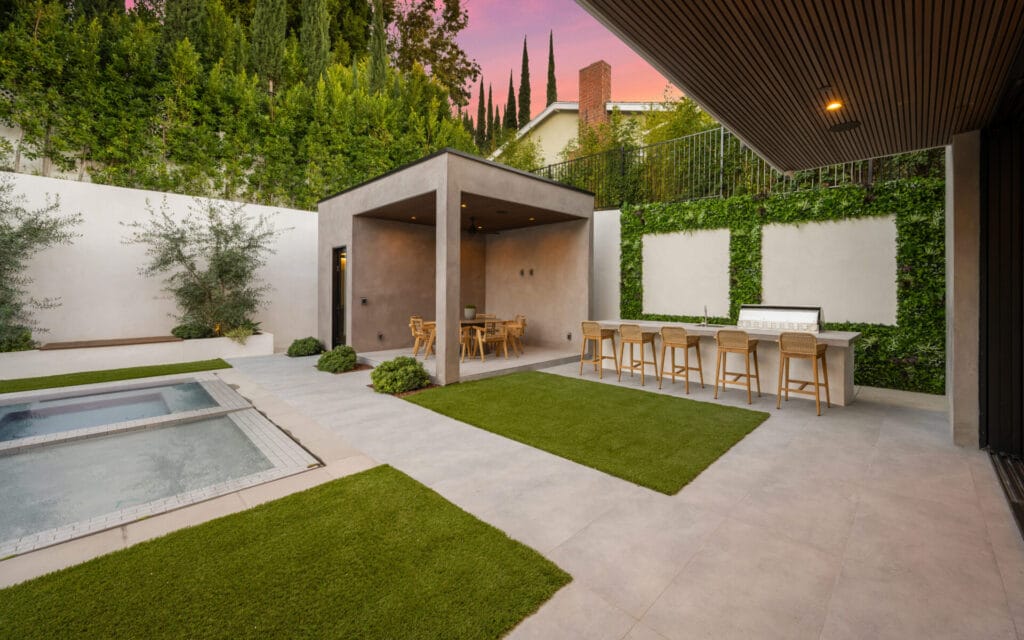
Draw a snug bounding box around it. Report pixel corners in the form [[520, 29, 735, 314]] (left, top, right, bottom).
[[576, 0, 1024, 171]]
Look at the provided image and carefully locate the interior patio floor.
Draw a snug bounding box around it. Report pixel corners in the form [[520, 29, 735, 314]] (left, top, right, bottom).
[[360, 343, 579, 382]]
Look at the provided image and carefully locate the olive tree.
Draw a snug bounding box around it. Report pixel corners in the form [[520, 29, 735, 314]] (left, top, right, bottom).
[[124, 198, 281, 336], [0, 177, 81, 351]]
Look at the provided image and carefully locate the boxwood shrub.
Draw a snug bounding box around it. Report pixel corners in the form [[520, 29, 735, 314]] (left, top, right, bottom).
[[287, 336, 325, 357], [371, 356, 430, 394], [171, 323, 216, 340], [317, 345, 357, 373]]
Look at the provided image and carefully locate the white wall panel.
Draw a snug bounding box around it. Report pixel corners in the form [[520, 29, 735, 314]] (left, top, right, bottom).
[[7, 172, 317, 351], [592, 209, 621, 319], [762, 216, 897, 325], [642, 229, 730, 317]]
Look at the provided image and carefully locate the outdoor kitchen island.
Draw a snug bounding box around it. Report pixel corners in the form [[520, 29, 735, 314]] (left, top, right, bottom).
[[595, 316, 861, 406]]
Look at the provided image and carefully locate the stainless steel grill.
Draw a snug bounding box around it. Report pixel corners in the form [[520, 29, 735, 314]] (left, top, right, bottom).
[[737, 305, 822, 333]]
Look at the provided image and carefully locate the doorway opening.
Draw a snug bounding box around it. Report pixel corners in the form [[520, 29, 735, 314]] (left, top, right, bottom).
[[332, 247, 347, 347]]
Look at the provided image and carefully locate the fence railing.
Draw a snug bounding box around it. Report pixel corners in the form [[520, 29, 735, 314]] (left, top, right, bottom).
[[533, 127, 945, 209]]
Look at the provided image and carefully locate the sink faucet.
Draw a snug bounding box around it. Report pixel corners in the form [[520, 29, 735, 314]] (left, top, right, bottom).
[[702, 305, 708, 327]]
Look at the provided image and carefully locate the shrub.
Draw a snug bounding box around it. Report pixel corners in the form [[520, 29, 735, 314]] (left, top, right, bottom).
[[317, 345, 358, 373], [371, 356, 430, 394], [172, 323, 215, 340], [287, 336, 325, 357], [124, 199, 280, 334], [224, 326, 253, 345], [0, 328, 34, 352]]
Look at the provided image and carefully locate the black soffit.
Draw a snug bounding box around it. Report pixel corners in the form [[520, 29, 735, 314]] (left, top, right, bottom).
[[576, 0, 1024, 171]]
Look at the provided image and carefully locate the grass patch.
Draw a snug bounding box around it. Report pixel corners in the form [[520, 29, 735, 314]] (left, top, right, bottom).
[[0, 465, 570, 639], [0, 359, 232, 394], [407, 371, 769, 494]]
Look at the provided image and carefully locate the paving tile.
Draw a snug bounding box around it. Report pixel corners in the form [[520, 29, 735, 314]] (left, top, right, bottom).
[[623, 622, 671, 640], [547, 493, 724, 618], [235, 468, 335, 508], [124, 493, 248, 545], [505, 582, 636, 640], [641, 518, 841, 640], [0, 528, 125, 589]]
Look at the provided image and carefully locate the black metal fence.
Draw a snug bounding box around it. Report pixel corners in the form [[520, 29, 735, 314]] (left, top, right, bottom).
[[533, 127, 945, 209]]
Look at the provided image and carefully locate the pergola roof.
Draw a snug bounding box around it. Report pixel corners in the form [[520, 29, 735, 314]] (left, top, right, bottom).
[[576, 0, 1024, 171]]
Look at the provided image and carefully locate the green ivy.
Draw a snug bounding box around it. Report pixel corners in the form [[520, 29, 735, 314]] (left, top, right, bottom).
[[620, 178, 946, 394]]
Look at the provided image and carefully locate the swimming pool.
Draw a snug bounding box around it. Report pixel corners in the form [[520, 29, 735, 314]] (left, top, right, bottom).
[[0, 377, 319, 556], [0, 382, 219, 442]]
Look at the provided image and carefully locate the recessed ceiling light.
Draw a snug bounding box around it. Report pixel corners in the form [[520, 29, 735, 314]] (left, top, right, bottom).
[[461, 203, 467, 208], [477, 225, 483, 230], [825, 100, 843, 112], [528, 217, 535, 221], [410, 216, 417, 220]]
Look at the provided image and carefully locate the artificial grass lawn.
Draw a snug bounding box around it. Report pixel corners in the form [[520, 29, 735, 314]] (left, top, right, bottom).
[[0, 359, 232, 394], [0, 465, 570, 639], [407, 371, 770, 495]]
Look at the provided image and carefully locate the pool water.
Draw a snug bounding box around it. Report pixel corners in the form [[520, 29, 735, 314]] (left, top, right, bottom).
[[0, 416, 273, 543], [0, 382, 218, 442]]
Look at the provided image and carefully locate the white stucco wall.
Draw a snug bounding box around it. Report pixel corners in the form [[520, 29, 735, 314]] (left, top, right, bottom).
[[592, 209, 621, 319], [522, 111, 582, 166], [762, 216, 898, 325], [642, 229, 731, 317], [7, 172, 317, 351]]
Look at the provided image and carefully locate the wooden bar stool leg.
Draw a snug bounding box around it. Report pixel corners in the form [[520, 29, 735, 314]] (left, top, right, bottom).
[[713, 350, 722, 399], [618, 341, 625, 381], [597, 337, 604, 378], [696, 344, 704, 388], [754, 350, 761, 397], [610, 336, 619, 374], [658, 343, 667, 389], [683, 346, 690, 394], [784, 358, 791, 401], [745, 351, 752, 404], [822, 352, 831, 407], [776, 354, 785, 409], [579, 337, 588, 375], [812, 353, 821, 416]]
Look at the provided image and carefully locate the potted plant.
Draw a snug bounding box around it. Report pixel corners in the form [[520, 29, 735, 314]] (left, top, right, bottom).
[[464, 304, 477, 320]]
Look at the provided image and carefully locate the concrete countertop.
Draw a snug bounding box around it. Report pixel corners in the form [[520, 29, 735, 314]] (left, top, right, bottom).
[[596, 319, 861, 348]]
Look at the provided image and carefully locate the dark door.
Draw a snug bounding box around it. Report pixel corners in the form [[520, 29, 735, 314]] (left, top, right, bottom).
[[332, 247, 347, 347]]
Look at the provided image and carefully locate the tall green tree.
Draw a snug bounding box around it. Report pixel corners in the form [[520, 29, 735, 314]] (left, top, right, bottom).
[[368, 0, 387, 93], [503, 71, 517, 130], [300, 0, 330, 85], [474, 79, 485, 148], [546, 30, 556, 106], [329, 0, 373, 64], [518, 36, 530, 124], [390, 0, 479, 106], [250, 0, 286, 91], [486, 83, 493, 148]]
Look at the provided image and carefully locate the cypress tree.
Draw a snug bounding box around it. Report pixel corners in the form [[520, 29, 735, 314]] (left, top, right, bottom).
[[251, 0, 287, 91], [301, 0, 330, 85], [486, 84, 494, 146], [369, 0, 387, 93], [475, 80, 486, 148], [546, 30, 557, 106], [518, 36, 531, 124], [504, 71, 517, 130]]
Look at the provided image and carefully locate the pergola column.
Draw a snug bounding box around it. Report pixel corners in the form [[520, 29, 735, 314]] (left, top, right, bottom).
[[434, 163, 461, 385]]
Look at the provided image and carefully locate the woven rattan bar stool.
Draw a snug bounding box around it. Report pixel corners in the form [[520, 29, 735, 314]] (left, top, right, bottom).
[[618, 324, 659, 386], [714, 329, 761, 404], [659, 326, 704, 392], [777, 332, 831, 415], [579, 321, 618, 379]]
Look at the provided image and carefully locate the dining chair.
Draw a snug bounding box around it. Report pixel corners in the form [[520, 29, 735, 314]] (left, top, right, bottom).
[[474, 320, 508, 361], [506, 315, 527, 355]]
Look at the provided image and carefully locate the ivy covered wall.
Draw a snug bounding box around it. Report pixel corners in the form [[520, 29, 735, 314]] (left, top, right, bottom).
[[620, 178, 946, 394]]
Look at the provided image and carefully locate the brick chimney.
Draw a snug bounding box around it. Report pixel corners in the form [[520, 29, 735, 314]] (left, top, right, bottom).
[[578, 60, 611, 126]]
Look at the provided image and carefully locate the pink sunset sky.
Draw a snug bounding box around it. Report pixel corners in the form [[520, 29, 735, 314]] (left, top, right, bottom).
[[457, 0, 680, 121]]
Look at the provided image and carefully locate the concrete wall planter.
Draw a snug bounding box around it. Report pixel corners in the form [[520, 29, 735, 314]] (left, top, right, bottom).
[[0, 333, 274, 378]]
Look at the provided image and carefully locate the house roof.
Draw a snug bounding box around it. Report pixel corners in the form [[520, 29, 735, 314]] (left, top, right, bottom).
[[492, 100, 662, 159], [575, 0, 1024, 171]]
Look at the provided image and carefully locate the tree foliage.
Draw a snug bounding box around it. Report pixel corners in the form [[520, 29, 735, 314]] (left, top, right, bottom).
[[503, 71, 517, 131], [518, 36, 530, 124], [389, 0, 479, 106], [123, 198, 280, 333], [0, 176, 81, 351], [642, 93, 717, 144], [546, 30, 556, 107], [0, 0, 477, 209]]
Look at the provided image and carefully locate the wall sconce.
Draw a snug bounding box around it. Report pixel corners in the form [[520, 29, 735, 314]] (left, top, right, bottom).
[[519, 269, 525, 277], [361, 297, 368, 305], [529, 269, 534, 276]]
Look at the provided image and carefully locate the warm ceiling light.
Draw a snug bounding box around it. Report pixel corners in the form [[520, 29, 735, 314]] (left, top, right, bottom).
[[461, 203, 467, 208], [528, 217, 535, 221], [410, 216, 417, 220], [825, 100, 843, 112], [476, 225, 483, 230]]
